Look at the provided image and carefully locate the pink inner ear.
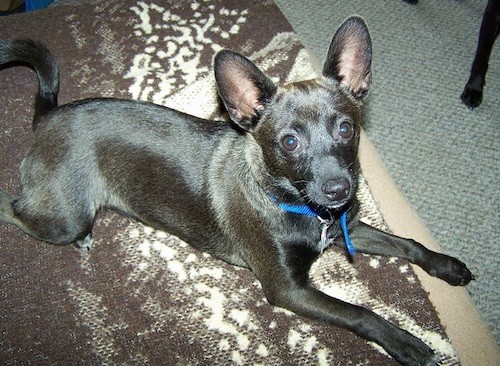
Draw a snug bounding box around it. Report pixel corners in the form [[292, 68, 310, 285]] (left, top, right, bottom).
[[230, 78, 263, 120], [338, 40, 371, 95]]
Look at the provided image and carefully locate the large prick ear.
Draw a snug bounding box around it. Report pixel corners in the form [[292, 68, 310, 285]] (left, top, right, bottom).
[[214, 50, 277, 131], [323, 16, 372, 100]]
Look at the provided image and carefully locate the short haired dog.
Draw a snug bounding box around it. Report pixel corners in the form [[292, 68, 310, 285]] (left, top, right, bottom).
[[0, 17, 473, 365]]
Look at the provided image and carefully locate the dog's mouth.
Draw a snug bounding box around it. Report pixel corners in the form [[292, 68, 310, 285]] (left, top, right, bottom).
[[310, 196, 351, 213]]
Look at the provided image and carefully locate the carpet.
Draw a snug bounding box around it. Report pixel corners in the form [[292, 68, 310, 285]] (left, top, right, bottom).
[[0, 0, 465, 364]]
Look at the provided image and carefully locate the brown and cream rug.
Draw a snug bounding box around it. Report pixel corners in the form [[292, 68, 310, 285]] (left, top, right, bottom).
[[0, 1, 459, 364]]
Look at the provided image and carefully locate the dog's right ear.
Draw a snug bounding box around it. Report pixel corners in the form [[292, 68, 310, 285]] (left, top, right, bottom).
[[214, 50, 277, 131], [323, 16, 372, 100]]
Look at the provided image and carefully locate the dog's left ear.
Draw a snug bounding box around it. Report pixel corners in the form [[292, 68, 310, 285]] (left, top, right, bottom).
[[323, 16, 372, 100], [214, 50, 277, 131]]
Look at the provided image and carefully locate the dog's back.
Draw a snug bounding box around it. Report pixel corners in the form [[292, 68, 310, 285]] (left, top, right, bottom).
[[22, 95, 248, 257], [0, 39, 275, 265]]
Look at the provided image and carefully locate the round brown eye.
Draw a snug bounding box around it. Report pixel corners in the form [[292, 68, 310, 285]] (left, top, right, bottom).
[[281, 135, 299, 151], [338, 121, 354, 139]]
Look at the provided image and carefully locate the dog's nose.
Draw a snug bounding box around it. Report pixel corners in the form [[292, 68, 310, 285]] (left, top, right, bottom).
[[322, 178, 350, 202]]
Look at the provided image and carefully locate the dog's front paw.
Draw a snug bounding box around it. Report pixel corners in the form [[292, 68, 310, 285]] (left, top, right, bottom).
[[426, 253, 475, 286], [396, 345, 438, 366], [386, 328, 438, 366]]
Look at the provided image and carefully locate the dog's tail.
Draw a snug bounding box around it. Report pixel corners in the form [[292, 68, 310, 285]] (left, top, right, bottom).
[[0, 39, 59, 128]]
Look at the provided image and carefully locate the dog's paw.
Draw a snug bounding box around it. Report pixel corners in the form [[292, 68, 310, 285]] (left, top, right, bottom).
[[461, 85, 483, 109], [426, 253, 475, 286], [74, 234, 93, 252], [387, 330, 438, 366], [396, 346, 438, 366], [423, 354, 440, 366]]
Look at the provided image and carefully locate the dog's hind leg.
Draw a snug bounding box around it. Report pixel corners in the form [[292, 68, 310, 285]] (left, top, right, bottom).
[[0, 188, 94, 249], [342, 222, 474, 286], [0, 189, 18, 224]]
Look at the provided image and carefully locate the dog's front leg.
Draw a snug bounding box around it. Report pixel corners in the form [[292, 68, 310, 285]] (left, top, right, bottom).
[[261, 274, 437, 365], [251, 243, 437, 365], [343, 222, 474, 286]]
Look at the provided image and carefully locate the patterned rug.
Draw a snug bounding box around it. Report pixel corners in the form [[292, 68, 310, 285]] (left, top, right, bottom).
[[0, 1, 459, 364]]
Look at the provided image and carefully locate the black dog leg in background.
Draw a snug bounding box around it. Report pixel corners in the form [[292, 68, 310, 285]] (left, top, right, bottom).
[[461, 0, 499, 109]]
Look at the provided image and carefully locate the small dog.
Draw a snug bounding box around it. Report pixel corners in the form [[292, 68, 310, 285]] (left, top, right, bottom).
[[461, 0, 499, 109], [0, 17, 473, 365]]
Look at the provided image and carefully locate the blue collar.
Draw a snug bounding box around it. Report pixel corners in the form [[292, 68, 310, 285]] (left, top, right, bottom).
[[271, 195, 356, 257], [274, 200, 320, 217]]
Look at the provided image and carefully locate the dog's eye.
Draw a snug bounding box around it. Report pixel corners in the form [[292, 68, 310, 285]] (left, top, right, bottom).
[[338, 121, 354, 139], [281, 135, 300, 151]]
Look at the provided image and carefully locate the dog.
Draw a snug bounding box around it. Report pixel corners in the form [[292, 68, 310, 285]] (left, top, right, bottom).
[[0, 17, 473, 365], [461, 0, 499, 109]]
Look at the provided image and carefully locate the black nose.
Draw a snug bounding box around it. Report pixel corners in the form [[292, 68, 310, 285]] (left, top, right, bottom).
[[322, 178, 351, 202]]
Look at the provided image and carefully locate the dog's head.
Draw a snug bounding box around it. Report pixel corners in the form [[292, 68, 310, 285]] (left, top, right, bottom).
[[214, 16, 372, 212]]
